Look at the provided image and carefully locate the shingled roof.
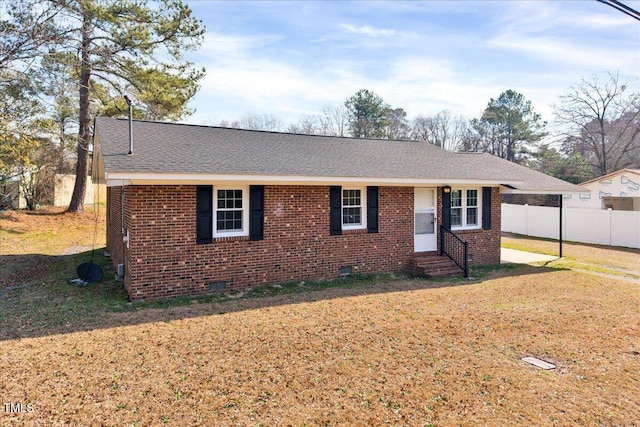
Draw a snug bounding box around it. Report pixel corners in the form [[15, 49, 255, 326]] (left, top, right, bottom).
[[93, 117, 585, 194]]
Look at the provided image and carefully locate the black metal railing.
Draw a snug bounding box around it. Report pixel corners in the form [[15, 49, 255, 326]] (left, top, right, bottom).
[[440, 225, 468, 278]]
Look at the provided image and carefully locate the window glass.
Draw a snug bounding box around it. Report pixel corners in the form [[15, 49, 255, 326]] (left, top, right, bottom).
[[451, 190, 462, 207], [451, 208, 462, 227], [216, 189, 243, 232], [342, 189, 363, 227], [467, 189, 477, 207], [450, 188, 480, 228], [466, 207, 478, 226], [415, 212, 435, 234]]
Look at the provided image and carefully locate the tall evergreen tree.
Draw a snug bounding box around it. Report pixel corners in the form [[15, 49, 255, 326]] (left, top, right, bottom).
[[471, 90, 546, 163], [344, 89, 390, 138], [2, 0, 206, 212]]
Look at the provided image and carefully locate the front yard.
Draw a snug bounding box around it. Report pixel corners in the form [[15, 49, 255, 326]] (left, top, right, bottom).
[[1, 208, 639, 425]]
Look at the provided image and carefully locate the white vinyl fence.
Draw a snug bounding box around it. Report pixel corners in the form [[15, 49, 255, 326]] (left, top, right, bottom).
[[502, 203, 640, 249]]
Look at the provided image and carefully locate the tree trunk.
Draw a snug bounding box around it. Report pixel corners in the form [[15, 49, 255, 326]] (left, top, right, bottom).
[[67, 11, 92, 213]]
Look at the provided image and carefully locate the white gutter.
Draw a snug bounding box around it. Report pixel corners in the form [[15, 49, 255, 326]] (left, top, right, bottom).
[[104, 171, 524, 188]]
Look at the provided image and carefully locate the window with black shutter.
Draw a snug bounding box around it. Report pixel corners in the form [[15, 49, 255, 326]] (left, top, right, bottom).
[[196, 186, 213, 244], [249, 185, 264, 241], [482, 187, 492, 230], [329, 186, 342, 235], [367, 186, 378, 233], [446, 186, 485, 230]]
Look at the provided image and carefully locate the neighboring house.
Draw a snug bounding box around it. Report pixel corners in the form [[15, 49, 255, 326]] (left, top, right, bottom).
[[53, 174, 106, 207], [1, 174, 104, 209], [92, 117, 583, 300], [563, 169, 640, 211]]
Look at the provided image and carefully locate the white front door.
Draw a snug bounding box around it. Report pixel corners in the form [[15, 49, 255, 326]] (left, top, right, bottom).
[[415, 188, 437, 252]]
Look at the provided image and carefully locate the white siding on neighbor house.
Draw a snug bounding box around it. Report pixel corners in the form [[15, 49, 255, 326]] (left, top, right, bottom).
[[54, 174, 106, 207], [502, 203, 640, 249], [564, 170, 640, 210]]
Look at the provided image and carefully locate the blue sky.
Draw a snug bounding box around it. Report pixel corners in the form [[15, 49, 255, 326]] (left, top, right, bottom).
[[183, 0, 640, 129]]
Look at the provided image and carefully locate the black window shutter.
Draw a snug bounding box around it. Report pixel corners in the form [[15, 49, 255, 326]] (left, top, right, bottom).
[[482, 187, 492, 230], [249, 185, 265, 241], [196, 185, 213, 244], [329, 186, 342, 235], [442, 188, 451, 229], [367, 186, 379, 233]]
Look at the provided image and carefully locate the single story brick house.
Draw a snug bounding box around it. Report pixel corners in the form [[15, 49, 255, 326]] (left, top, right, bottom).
[[92, 117, 583, 300]]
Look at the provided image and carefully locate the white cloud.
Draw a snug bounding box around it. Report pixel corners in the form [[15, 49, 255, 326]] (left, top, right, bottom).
[[198, 32, 283, 58], [186, 1, 640, 130], [488, 33, 639, 72], [339, 24, 397, 38]]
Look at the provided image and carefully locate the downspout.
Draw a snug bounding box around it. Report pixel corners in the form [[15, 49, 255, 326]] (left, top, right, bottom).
[[558, 194, 563, 258]]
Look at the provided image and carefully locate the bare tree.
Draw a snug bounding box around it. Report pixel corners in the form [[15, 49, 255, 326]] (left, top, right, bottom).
[[318, 103, 349, 137], [232, 113, 284, 132], [555, 72, 640, 175], [288, 115, 319, 134], [278, 103, 350, 136], [411, 110, 472, 152]]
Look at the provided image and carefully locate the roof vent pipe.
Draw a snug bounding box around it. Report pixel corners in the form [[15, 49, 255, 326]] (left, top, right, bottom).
[[124, 95, 133, 155]]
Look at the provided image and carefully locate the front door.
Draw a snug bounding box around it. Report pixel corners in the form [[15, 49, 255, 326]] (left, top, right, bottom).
[[414, 188, 437, 252]]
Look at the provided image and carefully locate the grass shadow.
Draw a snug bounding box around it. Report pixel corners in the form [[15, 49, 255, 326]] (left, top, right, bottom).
[[0, 249, 567, 342]]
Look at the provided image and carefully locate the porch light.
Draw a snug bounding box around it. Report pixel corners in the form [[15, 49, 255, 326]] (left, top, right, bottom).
[[443, 186, 451, 194]]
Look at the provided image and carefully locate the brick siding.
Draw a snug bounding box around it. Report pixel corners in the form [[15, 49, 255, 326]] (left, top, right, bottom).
[[107, 185, 502, 300], [436, 186, 501, 265]]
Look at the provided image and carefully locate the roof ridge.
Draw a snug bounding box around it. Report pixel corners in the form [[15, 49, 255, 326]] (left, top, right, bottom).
[[96, 116, 428, 145]]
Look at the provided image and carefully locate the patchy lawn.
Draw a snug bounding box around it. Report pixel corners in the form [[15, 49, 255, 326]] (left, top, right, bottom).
[[502, 232, 640, 281], [1, 206, 107, 286], [1, 209, 639, 426]]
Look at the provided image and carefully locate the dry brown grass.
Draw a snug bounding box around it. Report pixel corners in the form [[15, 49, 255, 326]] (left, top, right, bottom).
[[502, 233, 640, 285], [502, 232, 640, 274], [1, 206, 106, 286], [1, 210, 640, 426], [0, 206, 105, 256]]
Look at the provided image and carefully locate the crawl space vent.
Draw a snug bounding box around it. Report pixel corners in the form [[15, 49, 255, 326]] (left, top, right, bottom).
[[209, 281, 226, 292]]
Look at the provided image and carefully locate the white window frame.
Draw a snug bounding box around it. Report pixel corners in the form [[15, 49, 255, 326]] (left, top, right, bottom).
[[451, 187, 481, 230], [341, 187, 367, 231], [213, 186, 249, 238]]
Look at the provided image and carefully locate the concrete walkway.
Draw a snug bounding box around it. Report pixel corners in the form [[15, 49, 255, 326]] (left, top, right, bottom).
[[501, 248, 559, 264]]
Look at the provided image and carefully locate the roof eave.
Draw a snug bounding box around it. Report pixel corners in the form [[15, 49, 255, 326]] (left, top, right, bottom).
[[103, 172, 523, 188], [579, 168, 640, 186], [501, 188, 591, 195]]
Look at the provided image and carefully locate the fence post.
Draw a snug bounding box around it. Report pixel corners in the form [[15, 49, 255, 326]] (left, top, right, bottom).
[[558, 195, 563, 258], [608, 208, 612, 246]]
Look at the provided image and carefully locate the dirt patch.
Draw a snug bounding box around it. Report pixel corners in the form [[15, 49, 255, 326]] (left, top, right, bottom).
[[61, 245, 95, 256]]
